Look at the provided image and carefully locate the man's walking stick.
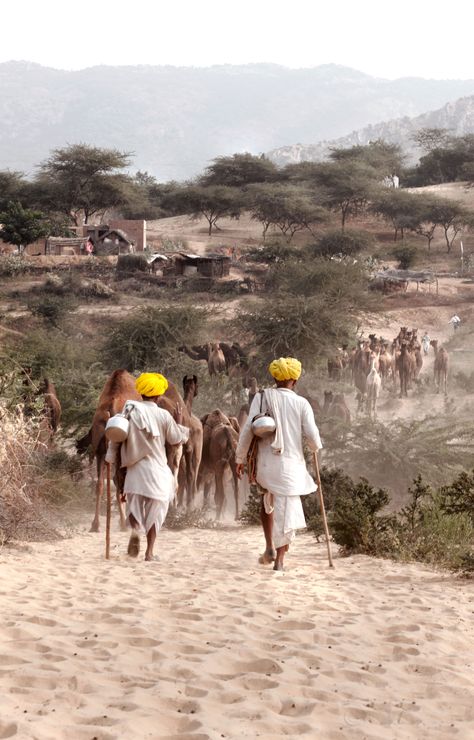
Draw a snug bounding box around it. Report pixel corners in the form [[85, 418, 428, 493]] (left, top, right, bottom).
[[313, 450, 334, 568], [105, 462, 112, 560]]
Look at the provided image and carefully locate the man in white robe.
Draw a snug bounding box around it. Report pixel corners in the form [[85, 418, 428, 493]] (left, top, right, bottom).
[[235, 357, 322, 571], [106, 372, 189, 561]]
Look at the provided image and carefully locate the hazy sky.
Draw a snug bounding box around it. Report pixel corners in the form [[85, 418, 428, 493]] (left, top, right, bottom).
[[4, 0, 474, 79]]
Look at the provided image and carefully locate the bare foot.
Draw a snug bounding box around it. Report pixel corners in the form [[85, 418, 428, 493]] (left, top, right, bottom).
[[127, 532, 140, 557], [144, 554, 159, 562], [258, 548, 276, 565], [273, 561, 284, 572]]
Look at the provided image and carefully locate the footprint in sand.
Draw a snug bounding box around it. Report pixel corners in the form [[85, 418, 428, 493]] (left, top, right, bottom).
[[0, 722, 17, 739], [277, 619, 315, 631]]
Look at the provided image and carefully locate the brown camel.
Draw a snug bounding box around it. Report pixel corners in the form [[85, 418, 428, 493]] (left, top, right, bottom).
[[353, 342, 372, 411], [179, 342, 251, 385], [430, 339, 449, 394], [327, 355, 343, 381], [198, 409, 239, 520], [397, 342, 412, 398], [207, 342, 226, 377], [378, 346, 393, 387], [178, 375, 204, 508], [76, 369, 139, 533]]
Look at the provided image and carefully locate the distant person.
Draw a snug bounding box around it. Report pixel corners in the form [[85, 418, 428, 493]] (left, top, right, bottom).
[[85, 238, 94, 256], [235, 357, 322, 572], [422, 332, 431, 355], [449, 315, 461, 331]]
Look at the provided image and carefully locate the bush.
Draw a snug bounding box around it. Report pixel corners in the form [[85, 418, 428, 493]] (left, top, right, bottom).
[[438, 470, 474, 521], [266, 256, 369, 303], [310, 229, 374, 258], [391, 244, 417, 269], [329, 478, 392, 554], [102, 304, 210, 374], [245, 243, 296, 263], [0, 405, 82, 543], [0, 255, 30, 277], [236, 294, 354, 369], [116, 254, 148, 274], [27, 294, 78, 326]]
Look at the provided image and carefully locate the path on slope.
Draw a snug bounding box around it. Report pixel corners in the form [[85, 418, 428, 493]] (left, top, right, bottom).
[[0, 526, 472, 740]]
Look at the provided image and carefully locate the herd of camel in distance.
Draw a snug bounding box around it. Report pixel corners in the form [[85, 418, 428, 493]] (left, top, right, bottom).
[[29, 331, 449, 528]]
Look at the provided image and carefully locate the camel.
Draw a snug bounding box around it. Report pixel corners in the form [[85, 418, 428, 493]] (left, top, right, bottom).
[[430, 340, 449, 394], [397, 342, 412, 398], [179, 342, 251, 385], [38, 378, 62, 447], [378, 345, 393, 387], [353, 341, 372, 411], [198, 409, 239, 520], [76, 369, 139, 533], [207, 342, 226, 377], [327, 355, 343, 381], [366, 358, 382, 419], [178, 375, 204, 508], [323, 390, 351, 431]]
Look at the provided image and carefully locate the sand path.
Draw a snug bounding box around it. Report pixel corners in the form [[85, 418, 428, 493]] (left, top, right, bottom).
[[0, 526, 473, 739]]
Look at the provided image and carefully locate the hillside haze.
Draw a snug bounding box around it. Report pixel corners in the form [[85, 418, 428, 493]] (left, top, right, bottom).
[[2, 61, 474, 180], [268, 95, 474, 166]]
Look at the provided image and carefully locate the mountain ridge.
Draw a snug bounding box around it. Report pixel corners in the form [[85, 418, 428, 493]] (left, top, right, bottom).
[[1, 62, 474, 180]]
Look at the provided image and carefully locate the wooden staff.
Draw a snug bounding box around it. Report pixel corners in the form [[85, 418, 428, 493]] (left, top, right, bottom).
[[313, 450, 334, 568], [105, 462, 112, 560]]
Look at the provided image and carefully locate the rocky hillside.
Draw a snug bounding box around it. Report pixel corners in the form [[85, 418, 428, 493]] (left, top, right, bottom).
[[2, 62, 474, 180], [267, 95, 474, 166]]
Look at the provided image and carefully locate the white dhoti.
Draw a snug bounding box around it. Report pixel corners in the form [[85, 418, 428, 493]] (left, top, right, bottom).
[[262, 490, 307, 549], [127, 494, 169, 534]]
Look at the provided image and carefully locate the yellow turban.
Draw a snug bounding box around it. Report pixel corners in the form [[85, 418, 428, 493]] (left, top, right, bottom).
[[135, 372, 168, 397], [268, 357, 302, 381]]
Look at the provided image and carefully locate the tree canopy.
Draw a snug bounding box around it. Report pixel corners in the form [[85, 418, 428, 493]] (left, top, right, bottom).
[[0, 201, 49, 251], [36, 144, 132, 225]]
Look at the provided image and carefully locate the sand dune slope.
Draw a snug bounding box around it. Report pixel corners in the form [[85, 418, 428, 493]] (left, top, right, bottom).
[[0, 526, 473, 739]]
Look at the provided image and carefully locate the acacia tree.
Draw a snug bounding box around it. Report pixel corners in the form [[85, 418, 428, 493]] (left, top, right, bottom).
[[200, 153, 278, 187], [0, 201, 49, 252], [371, 190, 426, 241], [0, 171, 28, 211], [307, 159, 379, 230], [248, 184, 328, 241], [168, 185, 242, 235], [428, 199, 474, 252], [36, 144, 132, 225]]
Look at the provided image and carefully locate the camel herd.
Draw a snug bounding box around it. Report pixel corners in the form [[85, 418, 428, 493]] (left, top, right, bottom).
[[326, 327, 450, 421]]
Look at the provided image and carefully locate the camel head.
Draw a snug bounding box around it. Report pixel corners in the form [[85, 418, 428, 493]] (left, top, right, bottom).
[[324, 390, 334, 404], [182, 374, 198, 398], [430, 339, 438, 350]]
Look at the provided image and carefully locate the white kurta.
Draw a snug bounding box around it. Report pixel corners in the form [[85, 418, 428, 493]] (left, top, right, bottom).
[[106, 400, 189, 503], [235, 388, 322, 496]]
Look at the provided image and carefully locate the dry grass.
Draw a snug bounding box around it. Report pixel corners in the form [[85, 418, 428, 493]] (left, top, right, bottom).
[[0, 405, 80, 544]]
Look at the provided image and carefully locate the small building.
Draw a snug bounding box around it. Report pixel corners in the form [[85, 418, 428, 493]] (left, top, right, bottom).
[[96, 229, 134, 255], [173, 253, 231, 278], [146, 253, 170, 276], [45, 237, 86, 256]]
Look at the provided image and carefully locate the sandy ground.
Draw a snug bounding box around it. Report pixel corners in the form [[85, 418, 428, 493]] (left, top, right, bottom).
[[0, 525, 473, 740]]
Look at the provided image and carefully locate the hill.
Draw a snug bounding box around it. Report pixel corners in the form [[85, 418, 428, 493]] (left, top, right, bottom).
[[267, 95, 474, 166], [2, 62, 474, 180]]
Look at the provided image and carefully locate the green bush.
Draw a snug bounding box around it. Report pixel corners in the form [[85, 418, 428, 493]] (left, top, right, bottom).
[[0, 255, 30, 277], [102, 304, 209, 374], [245, 243, 296, 263], [235, 294, 354, 369], [266, 256, 369, 302], [438, 470, 474, 521], [27, 294, 78, 326], [391, 244, 417, 269], [310, 229, 374, 258], [116, 254, 148, 274], [329, 478, 392, 554]]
